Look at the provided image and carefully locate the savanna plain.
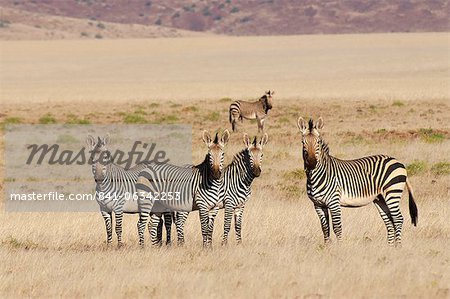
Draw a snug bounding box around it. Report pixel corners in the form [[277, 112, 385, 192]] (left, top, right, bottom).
[[0, 33, 449, 298]]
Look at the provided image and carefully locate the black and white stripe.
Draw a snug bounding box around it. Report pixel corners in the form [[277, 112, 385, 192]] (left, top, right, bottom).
[[136, 130, 230, 247], [175, 133, 268, 246], [86, 135, 173, 246], [297, 118, 418, 246]]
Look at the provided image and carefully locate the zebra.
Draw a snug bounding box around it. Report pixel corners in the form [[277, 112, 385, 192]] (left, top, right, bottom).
[[296, 117, 418, 246], [136, 130, 230, 247], [86, 135, 173, 247], [229, 90, 274, 133], [175, 133, 269, 246]]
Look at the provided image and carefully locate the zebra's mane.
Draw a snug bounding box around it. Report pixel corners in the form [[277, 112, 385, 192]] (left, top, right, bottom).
[[308, 119, 314, 132], [260, 95, 270, 113], [321, 139, 330, 156], [229, 148, 248, 167]]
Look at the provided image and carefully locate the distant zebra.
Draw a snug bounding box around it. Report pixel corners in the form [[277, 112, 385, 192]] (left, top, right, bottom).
[[175, 133, 269, 246], [296, 118, 418, 246], [86, 135, 173, 247], [229, 91, 274, 132], [136, 130, 230, 247]]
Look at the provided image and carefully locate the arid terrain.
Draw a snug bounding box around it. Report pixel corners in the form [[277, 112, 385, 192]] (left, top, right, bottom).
[[0, 33, 449, 298], [1, 0, 448, 36]]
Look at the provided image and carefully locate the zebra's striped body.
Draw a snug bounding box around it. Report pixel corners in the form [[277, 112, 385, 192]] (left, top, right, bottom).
[[297, 118, 418, 246], [175, 134, 268, 246], [229, 91, 274, 132], [222, 133, 268, 244], [87, 135, 173, 246], [137, 130, 229, 247]]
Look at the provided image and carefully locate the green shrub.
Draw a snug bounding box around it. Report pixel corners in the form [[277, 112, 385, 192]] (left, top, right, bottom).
[[431, 162, 450, 175], [94, 33, 103, 39], [156, 115, 179, 123], [392, 100, 405, 107], [39, 113, 57, 124], [375, 128, 387, 134], [123, 113, 147, 124], [219, 97, 232, 102], [406, 161, 427, 176], [4, 117, 22, 124], [418, 128, 445, 143], [207, 111, 220, 121], [66, 115, 90, 124], [283, 168, 306, 180]]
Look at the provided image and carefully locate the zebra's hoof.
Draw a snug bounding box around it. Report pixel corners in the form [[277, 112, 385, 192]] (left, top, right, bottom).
[[117, 242, 125, 249]]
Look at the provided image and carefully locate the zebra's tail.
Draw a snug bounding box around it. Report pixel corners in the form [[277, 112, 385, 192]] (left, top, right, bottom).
[[406, 178, 418, 226]]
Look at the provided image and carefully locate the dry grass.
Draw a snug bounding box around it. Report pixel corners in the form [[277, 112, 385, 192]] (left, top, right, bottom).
[[0, 33, 449, 298]]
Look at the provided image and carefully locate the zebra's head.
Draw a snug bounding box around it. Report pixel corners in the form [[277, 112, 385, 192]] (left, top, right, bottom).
[[202, 130, 230, 180], [297, 117, 324, 170], [263, 90, 274, 110], [86, 134, 112, 183], [243, 133, 269, 177]]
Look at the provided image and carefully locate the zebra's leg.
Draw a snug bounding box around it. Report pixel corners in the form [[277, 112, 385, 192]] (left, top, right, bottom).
[[150, 213, 163, 247], [384, 192, 404, 247], [373, 196, 395, 246], [234, 206, 245, 244], [207, 207, 220, 245], [164, 212, 173, 246], [314, 205, 330, 244], [256, 117, 263, 133], [175, 211, 189, 246], [114, 210, 124, 247], [137, 199, 154, 247], [153, 214, 163, 245], [231, 118, 237, 132], [260, 118, 266, 132], [199, 208, 210, 247], [101, 209, 113, 245], [329, 201, 343, 241], [222, 205, 234, 246]]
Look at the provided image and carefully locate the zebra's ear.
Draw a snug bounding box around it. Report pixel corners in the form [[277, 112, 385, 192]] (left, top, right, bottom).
[[86, 135, 96, 149], [270, 90, 275, 96], [220, 129, 230, 146], [260, 133, 269, 146], [316, 117, 324, 130], [243, 133, 250, 148], [102, 133, 110, 146], [202, 130, 212, 146], [297, 117, 307, 135]]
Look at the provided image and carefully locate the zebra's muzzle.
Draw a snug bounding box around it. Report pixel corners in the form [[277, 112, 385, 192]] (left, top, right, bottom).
[[253, 167, 261, 177], [305, 158, 317, 170], [211, 169, 222, 180]]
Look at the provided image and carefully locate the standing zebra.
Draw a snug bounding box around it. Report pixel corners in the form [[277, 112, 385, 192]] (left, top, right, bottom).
[[175, 133, 269, 246], [297, 118, 418, 246], [222, 133, 269, 245], [136, 130, 230, 247], [229, 91, 274, 133], [296, 118, 418, 245], [86, 135, 173, 247]]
